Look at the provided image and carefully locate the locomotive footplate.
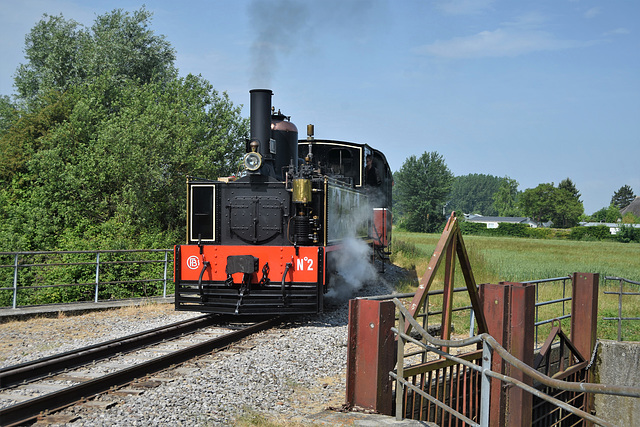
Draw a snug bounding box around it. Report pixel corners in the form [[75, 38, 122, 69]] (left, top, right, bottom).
[[174, 245, 325, 315]]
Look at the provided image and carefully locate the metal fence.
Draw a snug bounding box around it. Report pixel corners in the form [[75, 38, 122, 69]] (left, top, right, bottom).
[[522, 276, 573, 347], [391, 298, 640, 426], [374, 276, 574, 345], [0, 249, 174, 309], [603, 276, 640, 341]]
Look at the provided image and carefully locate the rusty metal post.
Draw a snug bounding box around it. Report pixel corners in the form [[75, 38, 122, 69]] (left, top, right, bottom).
[[346, 298, 396, 415], [571, 272, 599, 423], [479, 283, 509, 427], [505, 282, 535, 426], [571, 273, 599, 361], [480, 282, 534, 427]]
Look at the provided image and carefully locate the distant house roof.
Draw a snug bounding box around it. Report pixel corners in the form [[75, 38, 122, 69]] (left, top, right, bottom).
[[621, 196, 640, 217], [464, 214, 543, 227], [466, 215, 528, 223]]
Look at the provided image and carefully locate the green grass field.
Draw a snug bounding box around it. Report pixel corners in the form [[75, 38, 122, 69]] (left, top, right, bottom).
[[391, 230, 640, 342]]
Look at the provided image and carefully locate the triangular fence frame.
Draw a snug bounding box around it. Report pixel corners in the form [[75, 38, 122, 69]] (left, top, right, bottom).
[[404, 212, 488, 341]]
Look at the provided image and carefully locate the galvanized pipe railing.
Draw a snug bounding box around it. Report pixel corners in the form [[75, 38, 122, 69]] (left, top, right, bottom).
[[369, 276, 574, 344], [603, 276, 640, 341], [521, 276, 572, 347], [0, 249, 173, 309], [362, 286, 478, 338], [391, 298, 640, 427]]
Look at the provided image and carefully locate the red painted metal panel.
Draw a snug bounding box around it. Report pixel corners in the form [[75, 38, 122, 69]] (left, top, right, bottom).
[[176, 245, 321, 283], [372, 208, 392, 247], [346, 299, 396, 415], [506, 282, 535, 427], [570, 273, 599, 361], [480, 283, 509, 427], [571, 272, 599, 424]]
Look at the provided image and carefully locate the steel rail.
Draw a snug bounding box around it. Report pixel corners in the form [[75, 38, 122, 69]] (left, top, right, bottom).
[[0, 315, 217, 389], [0, 316, 282, 427]]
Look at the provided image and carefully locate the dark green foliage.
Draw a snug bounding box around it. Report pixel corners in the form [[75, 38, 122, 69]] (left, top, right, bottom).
[[459, 221, 531, 238], [616, 225, 640, 243], [611, 185, 635, 209], [492, 177, 521, 217], [589, 205, 622, 223], [0, 96, 18, 134], [569, 226, 614, 241], [14, 8, 176, 109], [520, 183, 584, 228], [448, 173, 503, 216], [393, 151, 453, 233], [0, 8, 249, 254], [558, 178, 581, 201]]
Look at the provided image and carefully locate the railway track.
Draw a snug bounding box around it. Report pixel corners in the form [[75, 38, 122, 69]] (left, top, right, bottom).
[[0, 315, 282, 426]]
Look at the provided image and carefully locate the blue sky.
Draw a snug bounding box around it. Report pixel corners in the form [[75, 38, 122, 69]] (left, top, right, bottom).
[[1, 0, 638, 214]]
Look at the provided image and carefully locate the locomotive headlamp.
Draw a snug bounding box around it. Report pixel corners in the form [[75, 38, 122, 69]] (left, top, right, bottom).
[[243, 152, 262, 171]]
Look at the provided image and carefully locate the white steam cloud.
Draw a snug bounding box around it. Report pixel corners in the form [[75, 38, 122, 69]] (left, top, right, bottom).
[[325, 236, 378, 302], [325, 190, 380, 302]]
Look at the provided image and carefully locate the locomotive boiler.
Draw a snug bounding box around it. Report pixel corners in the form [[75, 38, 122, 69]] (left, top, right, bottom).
[[173, 89, 392, 315]]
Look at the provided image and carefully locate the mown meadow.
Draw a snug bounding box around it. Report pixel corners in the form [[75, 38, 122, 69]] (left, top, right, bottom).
[[390, 230, 640, 342]]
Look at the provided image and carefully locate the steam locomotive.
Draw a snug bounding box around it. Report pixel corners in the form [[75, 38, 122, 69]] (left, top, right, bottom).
[[173, 89, 392, 315]]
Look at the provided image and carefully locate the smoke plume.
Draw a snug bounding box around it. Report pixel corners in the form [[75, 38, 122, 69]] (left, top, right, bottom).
[[248, 0, 309, 88]]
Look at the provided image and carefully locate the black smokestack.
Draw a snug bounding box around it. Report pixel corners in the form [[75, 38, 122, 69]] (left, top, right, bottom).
[[249, 89, 274, 176]]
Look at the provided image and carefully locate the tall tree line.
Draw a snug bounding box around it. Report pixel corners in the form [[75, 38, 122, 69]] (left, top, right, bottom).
[[393, 152, 592, 231], [0, 8, 248, 251]]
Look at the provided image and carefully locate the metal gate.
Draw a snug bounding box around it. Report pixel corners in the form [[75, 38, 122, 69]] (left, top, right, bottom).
[[347, 214, 640, 425]]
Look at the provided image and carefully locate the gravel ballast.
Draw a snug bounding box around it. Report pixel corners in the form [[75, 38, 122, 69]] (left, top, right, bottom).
[[0, 263, 409, 426]]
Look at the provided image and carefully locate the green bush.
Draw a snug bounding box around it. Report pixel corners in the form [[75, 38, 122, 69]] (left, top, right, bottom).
[[569, 226, 613, 241], [459, 221, 531, 238], [616, 225, 640, 243]]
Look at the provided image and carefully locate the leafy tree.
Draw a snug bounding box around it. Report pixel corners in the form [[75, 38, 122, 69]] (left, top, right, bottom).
[[520, 183, 583, 228], [13, 14, 83, 107], [492, 177, 521, 217], [0, 95, 18, 134], [520, 183, 556, 225], [622, 212, 640, 224], [611, 185, 635, 209], [558, 178, 581, 202], [590, 205, 622, 223], [616, 225, 640, 243], [14, 8, 176, 109], [555, 178, 583, 227], [0, 90, 75, 180], [393, 151, 453, 233], [0, 8, 248, 251], [552, 188, 584, 228], [448, 173, 503, 216]]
